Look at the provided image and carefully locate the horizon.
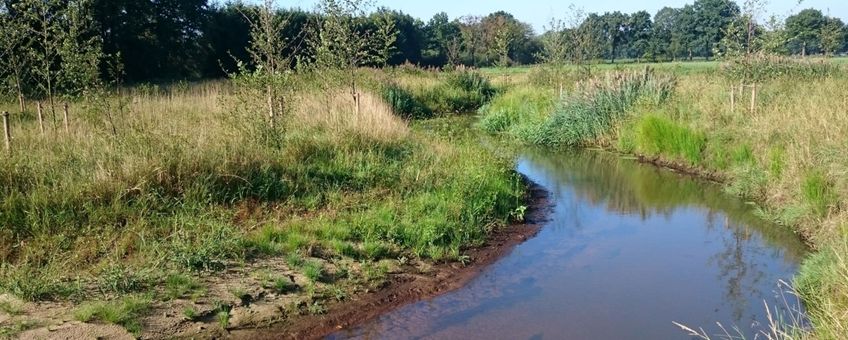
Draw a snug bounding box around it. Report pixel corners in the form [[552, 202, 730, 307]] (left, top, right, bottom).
[[273, 0, 848, 33]]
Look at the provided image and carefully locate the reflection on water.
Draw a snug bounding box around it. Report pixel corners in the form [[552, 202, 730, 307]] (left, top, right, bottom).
[[331, 149, 808, 340]]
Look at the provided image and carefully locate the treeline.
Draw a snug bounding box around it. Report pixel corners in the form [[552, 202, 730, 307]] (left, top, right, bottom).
[[1, 0, 847, 87]]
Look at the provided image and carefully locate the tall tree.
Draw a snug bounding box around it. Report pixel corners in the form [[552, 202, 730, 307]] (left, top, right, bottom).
[[692, 0, 740, 59], [599, 11, 629, 62], [819, 17, 845, 56], [627, 11, 653, 60], [786, 9, 826, 56]]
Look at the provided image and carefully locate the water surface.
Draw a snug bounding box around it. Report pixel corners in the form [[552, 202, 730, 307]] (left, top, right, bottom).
[[331, 149, 808, 340]]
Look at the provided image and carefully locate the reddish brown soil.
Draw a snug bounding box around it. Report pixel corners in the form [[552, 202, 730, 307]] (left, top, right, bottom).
[[230, 181, 552, 340]]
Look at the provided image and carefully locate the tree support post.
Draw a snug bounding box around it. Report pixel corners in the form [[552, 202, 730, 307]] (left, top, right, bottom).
[[37, 102, 45, 135], [63, 103, 70, 133], [2, 111, 10, 152]]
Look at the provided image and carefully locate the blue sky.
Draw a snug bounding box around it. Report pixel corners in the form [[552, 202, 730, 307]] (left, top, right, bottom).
[[281, 0, 848, 33]]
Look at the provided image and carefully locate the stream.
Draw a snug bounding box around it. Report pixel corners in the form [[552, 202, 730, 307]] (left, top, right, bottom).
[[330, 148, 809, 339]]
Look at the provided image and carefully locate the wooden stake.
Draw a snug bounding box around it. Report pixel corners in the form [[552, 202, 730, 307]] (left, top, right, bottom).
[[267, 85, 275, 128], [63, 102, 70, 133], [730, 86, 735, 112], [37, 101, 45, 135], [750, 83, 757, 114], [2, 111, 10, 152]]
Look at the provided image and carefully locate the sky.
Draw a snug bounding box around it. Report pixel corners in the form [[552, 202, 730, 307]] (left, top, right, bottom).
[[281, 0, 848, 33]]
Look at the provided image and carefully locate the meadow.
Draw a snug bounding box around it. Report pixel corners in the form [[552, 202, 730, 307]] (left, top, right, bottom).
[[479, 57, 848, 339], [0, 69, 523, 337]]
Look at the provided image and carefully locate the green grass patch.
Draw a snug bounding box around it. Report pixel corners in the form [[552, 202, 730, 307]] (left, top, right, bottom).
[[802, 171, 837, 217], [632, 115, 706, 165], [74, 295, 152, 335]]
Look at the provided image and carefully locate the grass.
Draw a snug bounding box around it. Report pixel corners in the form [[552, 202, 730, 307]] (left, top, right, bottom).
[[163, 273, 204, 300], [630, 115, 707, 165], [480, 69, 676, 147], [0, 68, 523, 335], [73, 295, 152, 335]]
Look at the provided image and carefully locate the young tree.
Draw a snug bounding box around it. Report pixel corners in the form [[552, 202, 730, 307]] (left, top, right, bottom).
[[310, 0, 397, 113], [538, 17, 570, 95], [0, 2, 32, 113], [566, 6, 602, 78], [22, 0, 67, 122], [243, 0, 295, 128]]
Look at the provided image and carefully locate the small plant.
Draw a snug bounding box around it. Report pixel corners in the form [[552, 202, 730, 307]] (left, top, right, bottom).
[[0, 299, 23, 316], [303, 261, 325, 283], [212, 301, 232, 329], [216, 310, 230, 329], [98, 263, 147, 295], [182, 307, 198, 321], [285, 252, 305, 269], [330, 286, 347, 301], [307, 301, 326, 315], [74, 295, 152, 336], [802, 171, 836, 217], [273, 277, 298, 294], [164, 273, 204, 300]]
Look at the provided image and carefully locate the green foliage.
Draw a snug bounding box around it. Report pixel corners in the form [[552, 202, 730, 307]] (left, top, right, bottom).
[[97, 264, 148, 295], [478, 86, 555, 134], [633, 115, 706, 165], [302, 261, 325, 283], [164, 273, 204, 300], [721, 55, 840, 83], [74, 295, 151, 335], [380, 83, 433, 119], [0, 264, 80, 301], [802, 171, 837, 217], [522, 70, 676, 146]]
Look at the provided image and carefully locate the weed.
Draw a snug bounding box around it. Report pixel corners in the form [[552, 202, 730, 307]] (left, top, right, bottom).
[[182, 307, 198, 320], [216, 310, 230, 329], [0, 299, 23, 315], [74, 295, 152, 336], [164, 273, 204, 300], [302, 261, 325, 283], [802, 171, 836, 217], [98, 263, 148, 295], [633, 115, 706, 165], [307, 301, 326, 315], [285, 252, 304, 269]]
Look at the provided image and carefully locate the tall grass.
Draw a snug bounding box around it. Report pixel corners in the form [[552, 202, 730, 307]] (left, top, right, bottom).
[[0, 71, 522, 307], [480, 70, 676, 147]]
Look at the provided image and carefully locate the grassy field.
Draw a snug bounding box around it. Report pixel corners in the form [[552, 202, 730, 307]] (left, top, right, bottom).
[[479, 58, 848, 338], [0, 69, 523, 336]]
